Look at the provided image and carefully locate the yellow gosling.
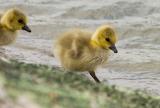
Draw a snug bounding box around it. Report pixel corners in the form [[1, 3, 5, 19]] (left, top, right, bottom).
[[53, 25, 118, 83], [0, 8, 31, 46]]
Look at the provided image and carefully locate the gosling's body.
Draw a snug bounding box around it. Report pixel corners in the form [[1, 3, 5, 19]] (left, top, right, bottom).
[[54, 25, 118, 83], [54, 29, 109, 71], [0, 8, 31, 46]]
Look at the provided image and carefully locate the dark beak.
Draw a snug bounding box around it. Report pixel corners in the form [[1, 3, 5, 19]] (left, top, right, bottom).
[[109, 44, 118, 53], [22, 25, 31, 32]]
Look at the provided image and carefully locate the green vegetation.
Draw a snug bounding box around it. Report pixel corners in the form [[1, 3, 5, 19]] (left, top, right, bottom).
[[0, 59, 160, 108]]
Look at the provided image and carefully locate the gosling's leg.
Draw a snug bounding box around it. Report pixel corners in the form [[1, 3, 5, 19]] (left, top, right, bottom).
[[89, 71, 100, 83]]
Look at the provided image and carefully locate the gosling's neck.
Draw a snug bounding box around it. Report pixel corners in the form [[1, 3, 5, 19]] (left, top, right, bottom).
[[90, 31, 101, 49], [90, 39, 100, 49], [0, 18, 16, 32], [0, 23, 17, 32]]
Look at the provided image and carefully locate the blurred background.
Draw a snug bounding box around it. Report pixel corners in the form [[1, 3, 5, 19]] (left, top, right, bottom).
[[1, 0, 160, 101]]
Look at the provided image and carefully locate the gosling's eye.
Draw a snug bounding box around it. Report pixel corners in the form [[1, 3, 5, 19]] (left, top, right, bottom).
[[105, 38, 110, 42], [18, 19, 23, 24]]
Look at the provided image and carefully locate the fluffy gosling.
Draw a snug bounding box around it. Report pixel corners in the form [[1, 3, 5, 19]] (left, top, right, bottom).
[[0, 8, 31, 46], [53, 25, 118, 83]]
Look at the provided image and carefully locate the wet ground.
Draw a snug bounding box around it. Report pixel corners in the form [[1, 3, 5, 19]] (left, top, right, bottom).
[[1, 0, 160, 95]]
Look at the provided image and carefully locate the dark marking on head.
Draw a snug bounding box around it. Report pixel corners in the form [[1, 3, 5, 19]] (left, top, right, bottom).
[[105, 38, 110, 42], [18, 19, 24, 24]]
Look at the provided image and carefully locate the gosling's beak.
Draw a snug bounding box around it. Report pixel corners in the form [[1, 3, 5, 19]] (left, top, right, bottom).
[[22, 25, 31, 32], [109, 44, 118, 53]]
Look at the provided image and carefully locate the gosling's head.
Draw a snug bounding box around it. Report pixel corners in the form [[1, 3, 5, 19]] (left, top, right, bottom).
[[0, 8, 31, 32], [91, 25, 118, 53]]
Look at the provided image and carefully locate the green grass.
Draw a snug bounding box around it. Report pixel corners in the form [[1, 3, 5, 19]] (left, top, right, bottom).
[[0, 59, 160, 108]]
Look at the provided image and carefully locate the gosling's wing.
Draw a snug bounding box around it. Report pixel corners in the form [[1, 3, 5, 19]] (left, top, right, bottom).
[[55, 29, 92, 59], [70, 30, 92, 58]]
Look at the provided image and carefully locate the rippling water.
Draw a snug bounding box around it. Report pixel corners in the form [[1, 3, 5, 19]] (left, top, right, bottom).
[[1, 0, 160, 95]]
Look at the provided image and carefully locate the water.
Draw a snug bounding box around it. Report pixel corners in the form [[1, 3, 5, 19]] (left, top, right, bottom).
[[1, 0, 160, 95]]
